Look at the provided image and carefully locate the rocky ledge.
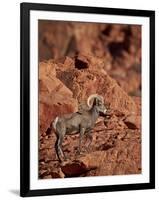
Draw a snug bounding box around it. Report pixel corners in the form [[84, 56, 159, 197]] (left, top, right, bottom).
[[39, 54, 141, 179]]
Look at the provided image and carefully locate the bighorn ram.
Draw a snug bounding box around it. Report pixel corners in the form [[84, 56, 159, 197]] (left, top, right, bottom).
[[52, 94, 107, 161]]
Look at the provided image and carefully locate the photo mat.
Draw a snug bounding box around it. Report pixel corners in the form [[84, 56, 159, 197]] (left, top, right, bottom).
[[20, 3, 155, 197], [31, 12, 149, 190]]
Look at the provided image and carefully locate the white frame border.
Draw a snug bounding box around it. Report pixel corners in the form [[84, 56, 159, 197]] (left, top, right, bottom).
[[30, 10, 150, 190]]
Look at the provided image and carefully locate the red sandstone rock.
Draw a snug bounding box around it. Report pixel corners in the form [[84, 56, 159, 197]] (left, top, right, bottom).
[[124, 115, 141, 129], [38, 56, 141, 179], [57, 64, 137, 115], [39, 62, 78, 135], [39, 61, 56, 79], [61, 136, 141, 177], [61, 161, 89, 177], [74, 54, 107, 75], [50, 168, 65, 178], [61, 152, 102, 177]]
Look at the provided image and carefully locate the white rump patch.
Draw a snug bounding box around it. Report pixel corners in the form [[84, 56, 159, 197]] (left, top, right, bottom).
[[53, 117, 59, 130]]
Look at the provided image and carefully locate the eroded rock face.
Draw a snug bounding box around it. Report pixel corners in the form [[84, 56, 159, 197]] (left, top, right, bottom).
[[38, 55, 141, 179], [38, 22, 141, 68], [39, 22, 141, 96], [39, 61, 78, 135], [61, 136, 141, 177], [56, 56, 137, 116], [39, 107, 141, 178], [124, 115, 141, 129]]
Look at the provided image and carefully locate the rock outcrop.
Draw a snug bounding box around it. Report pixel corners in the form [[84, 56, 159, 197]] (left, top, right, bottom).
[[39, 55, 141, 179], [39, 61, 78, 135]]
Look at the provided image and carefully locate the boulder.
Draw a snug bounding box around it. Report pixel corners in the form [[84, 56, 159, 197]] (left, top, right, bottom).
[[124, 115, 141, 129], [39, 62, 78, 135], [39, 61, 56, 80], [61, 152, 103, 177], [50, 168, 65, 178]]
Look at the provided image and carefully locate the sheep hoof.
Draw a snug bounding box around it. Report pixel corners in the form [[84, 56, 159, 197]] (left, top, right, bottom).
[[64, 157, 69, 161]]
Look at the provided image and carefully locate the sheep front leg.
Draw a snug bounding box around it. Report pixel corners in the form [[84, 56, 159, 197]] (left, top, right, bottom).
[[86, 130, 93, 152], [77, 127, 85, 154]]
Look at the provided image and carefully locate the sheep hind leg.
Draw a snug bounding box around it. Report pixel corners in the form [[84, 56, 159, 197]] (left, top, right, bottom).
[[55, 134, 67, 162], [55, 137, 61, 162]]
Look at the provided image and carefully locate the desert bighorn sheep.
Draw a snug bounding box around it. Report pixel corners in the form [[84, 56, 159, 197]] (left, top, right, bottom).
[[52, 94, 107, 161]]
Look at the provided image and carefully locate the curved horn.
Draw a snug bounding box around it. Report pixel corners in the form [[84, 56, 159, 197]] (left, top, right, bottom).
[[87, 94, 104, 108]]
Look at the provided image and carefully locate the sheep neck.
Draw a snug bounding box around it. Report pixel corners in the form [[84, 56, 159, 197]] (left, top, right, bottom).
[[90, 106, 99, 124]]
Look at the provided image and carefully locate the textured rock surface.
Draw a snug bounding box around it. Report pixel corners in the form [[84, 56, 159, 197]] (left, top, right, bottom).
[[39, 21, 141, 96], [56, 56, 137, 115], [39, 61, 78, 135], [39, 56, 141, 179], [38, 21, 141, 179], [124, 115, 141, 129]]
